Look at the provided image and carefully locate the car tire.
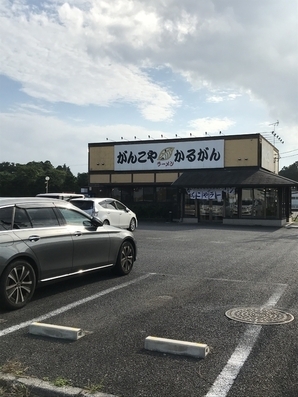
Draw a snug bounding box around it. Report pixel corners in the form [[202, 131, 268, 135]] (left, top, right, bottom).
[[128, 218, 136, 232], [113, 241, 134, 276], [0, 260, 36, 310], [103, 220, 110, 225]]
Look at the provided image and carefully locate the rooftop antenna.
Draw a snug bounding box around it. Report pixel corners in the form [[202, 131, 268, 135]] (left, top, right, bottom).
[[268, 120, 283, 145]]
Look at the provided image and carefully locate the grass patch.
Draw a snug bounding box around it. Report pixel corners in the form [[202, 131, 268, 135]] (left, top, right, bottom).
[[0, 360, 28, 377], [84, 379, 105, 394], [0, 383, 31, 397], [52, 376, 72, 387], [0, 360, 98, 395], [0, 360, 32, 396]]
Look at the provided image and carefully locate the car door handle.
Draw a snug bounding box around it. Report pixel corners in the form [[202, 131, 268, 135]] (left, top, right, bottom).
[[29, 235, 40, 242], [74, 231, 82, 237]]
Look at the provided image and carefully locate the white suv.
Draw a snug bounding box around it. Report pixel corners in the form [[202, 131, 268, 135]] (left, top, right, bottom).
[[70, 198, 138, 231]]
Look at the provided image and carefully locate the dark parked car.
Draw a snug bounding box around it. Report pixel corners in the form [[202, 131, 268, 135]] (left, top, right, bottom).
[[0, 198, 137, 310]]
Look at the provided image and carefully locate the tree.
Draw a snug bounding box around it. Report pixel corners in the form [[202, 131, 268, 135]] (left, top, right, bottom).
[[77, 172, 88, 189], [279, 161, 298, 182], [0, 161, 84, 197]]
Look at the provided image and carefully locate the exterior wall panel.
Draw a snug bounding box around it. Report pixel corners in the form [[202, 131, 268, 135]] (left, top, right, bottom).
[[133, 173, 155, 183], [111, 174, 132, 183], [90, 174, 110, 183], [225, 138, 258, 167], [156, 173, 179, 183], [89, 146, 114, 171], [261, 138, 279, 173]]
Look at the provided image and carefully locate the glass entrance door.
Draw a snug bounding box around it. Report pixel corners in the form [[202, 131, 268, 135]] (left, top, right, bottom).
[[199, 199, 223, 221]]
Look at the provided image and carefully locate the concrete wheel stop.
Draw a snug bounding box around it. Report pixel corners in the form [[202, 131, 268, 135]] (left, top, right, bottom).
[[144, 336, 209, 358], [29, 322, 85, 340]]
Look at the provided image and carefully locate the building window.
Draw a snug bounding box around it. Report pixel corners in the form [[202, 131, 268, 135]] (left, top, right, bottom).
[[254, 188, 266, 218], [156, 187, 167, 202], [241, 189, 253, 217], [133, 187, 143, 202], [241, 188, 278, 219], [225, 189, 238, 218], [132, 186, 154, 202], [111, 188, 121, 201], [143, 186, 154, 201], [266, 188, 278, 218], [156, 187, 178, 202], [121, 187, 133, 203]]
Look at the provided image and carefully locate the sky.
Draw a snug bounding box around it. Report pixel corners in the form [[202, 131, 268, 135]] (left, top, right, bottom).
[[1, 0, 298, 176]]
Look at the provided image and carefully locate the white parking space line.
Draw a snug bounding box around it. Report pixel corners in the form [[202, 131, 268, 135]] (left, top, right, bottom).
[[205, 284, 288, 397], [0, 273, 155, 338]]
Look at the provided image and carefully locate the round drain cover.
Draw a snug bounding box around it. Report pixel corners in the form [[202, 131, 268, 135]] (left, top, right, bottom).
[[225, 307, 294, 325]]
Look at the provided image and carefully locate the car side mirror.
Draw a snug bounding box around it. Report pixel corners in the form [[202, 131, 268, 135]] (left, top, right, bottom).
[[91, 217, 103, 227]]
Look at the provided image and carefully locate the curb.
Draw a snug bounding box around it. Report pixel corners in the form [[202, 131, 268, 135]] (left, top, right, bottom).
[[0, 372, 117, 397], [285, 223, 298, 228]]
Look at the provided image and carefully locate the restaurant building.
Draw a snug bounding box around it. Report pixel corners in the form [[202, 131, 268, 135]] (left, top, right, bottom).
[[88, 133, 298, 226]]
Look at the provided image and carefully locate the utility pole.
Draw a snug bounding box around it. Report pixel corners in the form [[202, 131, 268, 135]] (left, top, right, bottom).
[[45, 176, 50, 193]]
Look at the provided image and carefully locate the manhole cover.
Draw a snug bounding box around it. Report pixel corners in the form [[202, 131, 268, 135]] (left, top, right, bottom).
[[225, 307, 294, 325]]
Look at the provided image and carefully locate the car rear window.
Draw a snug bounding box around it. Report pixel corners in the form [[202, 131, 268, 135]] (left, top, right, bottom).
[[0, 207, 13, 230], [71, 200, 94, 211]]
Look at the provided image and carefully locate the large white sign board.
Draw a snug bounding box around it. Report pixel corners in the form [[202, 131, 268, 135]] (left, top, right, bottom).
[[114, 140, 224, 171]]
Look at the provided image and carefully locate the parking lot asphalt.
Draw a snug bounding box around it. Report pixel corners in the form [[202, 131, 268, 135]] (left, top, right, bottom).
[[0, 221, 298, 397]]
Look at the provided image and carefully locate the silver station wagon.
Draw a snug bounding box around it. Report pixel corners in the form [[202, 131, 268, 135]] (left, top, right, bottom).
[[0, 198, 137, 310]]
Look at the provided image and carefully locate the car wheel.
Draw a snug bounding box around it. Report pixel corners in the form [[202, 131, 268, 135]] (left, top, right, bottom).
[[114, 241, 134, 275], [103, 220, 110, 225], [0, 260, 36, 310], [128, 218, 136, 232]]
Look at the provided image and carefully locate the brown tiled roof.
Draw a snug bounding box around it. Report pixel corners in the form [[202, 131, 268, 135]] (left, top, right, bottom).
[[172, 167, 298, 188]]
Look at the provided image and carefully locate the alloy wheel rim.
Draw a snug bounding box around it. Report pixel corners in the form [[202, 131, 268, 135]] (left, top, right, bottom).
[[6, 265, 33, 304], [121, 245, 133, 272]]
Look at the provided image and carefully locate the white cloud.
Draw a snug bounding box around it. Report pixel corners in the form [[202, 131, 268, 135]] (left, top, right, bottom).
[[1, 0, 297, 123], [188, 117, 235, 135], [0, 0, 180, 121], [206, 96, 224, 104], [0, 110, 176, 174], [0, 0, 297, 172]]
